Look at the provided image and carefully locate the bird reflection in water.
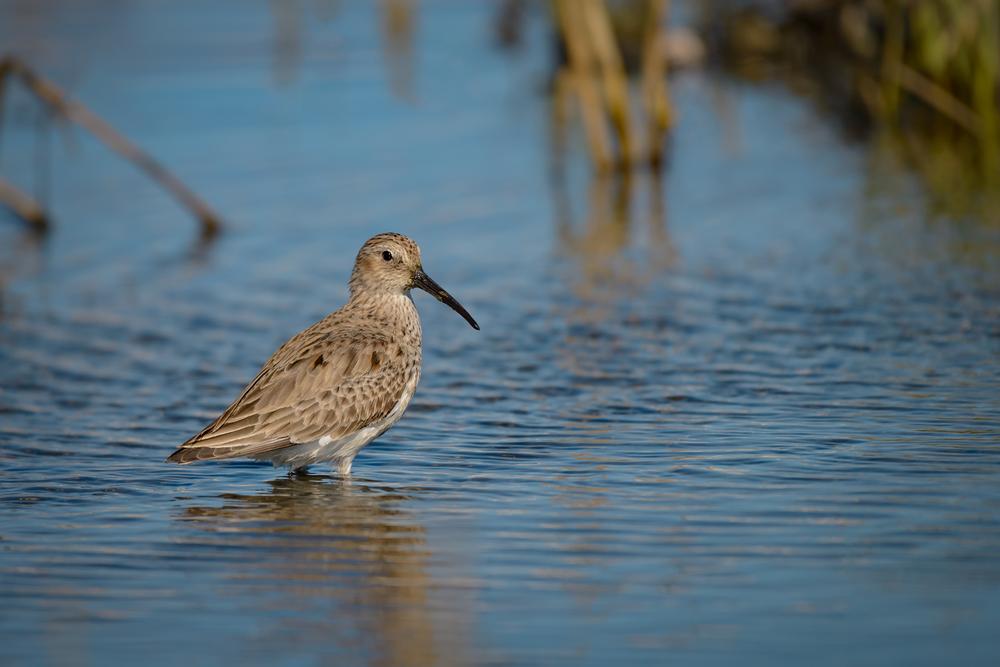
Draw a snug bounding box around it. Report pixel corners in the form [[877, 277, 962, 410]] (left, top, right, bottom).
[[181, 474, 466, 667]]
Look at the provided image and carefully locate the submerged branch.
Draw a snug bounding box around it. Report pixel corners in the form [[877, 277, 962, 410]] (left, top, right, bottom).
[[0, 56, 222, 238], [0, 177, 47, 231]]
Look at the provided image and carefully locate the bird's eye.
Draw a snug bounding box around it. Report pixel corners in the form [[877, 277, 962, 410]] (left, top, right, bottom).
[[382, 250, 393, 262]]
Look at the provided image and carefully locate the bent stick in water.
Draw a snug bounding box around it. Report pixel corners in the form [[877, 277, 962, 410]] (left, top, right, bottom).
[[0, 55, 222, 237]]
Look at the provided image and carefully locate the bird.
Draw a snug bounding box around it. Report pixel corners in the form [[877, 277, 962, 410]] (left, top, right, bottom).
[[167, 232, 479, 475]]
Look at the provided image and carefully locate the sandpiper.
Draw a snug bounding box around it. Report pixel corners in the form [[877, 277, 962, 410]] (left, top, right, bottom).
[[167, 232, 479, 474]]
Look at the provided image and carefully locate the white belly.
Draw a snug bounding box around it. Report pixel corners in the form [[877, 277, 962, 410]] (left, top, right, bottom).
[[261, 375, 418, 473]]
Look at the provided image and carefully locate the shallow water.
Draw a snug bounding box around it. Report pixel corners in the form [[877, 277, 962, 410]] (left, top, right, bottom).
[[2, 2, 1000, 665]]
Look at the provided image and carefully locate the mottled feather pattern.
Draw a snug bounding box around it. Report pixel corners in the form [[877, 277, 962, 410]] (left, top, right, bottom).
[[170, 304, 421, 464], [169, 234, 428, 467], [168, 232, 475, 473]]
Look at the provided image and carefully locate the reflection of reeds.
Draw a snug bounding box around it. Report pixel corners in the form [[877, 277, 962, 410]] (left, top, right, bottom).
[[379, 0, 416, 101], [552, 168, 675, 308], [269, 0, 304, 86], [0, 56, 222, 238], [552, 0, 673, 171]]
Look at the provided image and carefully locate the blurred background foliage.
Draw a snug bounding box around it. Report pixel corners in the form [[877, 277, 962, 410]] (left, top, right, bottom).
[[536, 0, 1000, 222], [699, 0, 1000, 223], [274, 0, 1000, 227], [1, 0, 998, 231]]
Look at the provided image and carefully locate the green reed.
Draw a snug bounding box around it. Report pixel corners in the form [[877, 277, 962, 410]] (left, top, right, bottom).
[[705, 0, 1000, 222]]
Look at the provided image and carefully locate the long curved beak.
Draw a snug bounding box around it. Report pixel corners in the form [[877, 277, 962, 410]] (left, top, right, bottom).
[[412, 269, 480, 330]]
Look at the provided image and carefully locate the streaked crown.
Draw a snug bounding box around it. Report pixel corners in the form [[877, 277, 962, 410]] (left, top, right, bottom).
[[348, 232, 423, 297]]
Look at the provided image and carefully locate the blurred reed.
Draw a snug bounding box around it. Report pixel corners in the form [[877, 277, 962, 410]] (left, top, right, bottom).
[[551, 0, 674, 171]]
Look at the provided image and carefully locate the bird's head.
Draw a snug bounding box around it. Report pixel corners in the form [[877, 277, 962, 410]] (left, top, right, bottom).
[[350, 232, 479, 330]]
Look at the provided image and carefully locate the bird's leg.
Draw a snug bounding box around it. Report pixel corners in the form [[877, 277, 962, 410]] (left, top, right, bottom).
[[336, 457, 354, 477]]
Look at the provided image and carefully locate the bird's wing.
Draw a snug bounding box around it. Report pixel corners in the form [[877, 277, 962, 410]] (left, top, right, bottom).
[[168, 325, 413, 464]]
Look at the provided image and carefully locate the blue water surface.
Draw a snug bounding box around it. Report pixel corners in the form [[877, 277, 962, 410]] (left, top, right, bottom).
[[1, 2, 999, 666]]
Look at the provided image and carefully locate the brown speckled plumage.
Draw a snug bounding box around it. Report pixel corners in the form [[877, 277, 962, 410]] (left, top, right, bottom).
[[168, 233, 478, 474]]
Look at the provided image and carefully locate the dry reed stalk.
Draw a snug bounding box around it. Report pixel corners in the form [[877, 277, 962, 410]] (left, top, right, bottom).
[[553, 0, 673, 171], [554, 0, 614, 170], [580, 0, 634, 165], [641, 0, 673, 167]]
